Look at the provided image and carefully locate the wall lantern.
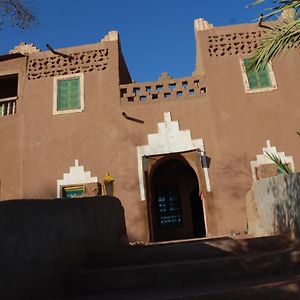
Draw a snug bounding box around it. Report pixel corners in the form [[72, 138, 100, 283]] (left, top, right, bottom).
[[104, 172, 114, 196], [196, 148, 209, 168]]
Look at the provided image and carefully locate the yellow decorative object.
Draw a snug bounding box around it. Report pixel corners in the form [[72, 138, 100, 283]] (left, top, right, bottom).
[[104, 172, 114, 196], [104, 173, 114, 183]]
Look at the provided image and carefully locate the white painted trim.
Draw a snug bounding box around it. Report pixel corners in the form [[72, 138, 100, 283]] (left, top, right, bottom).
[[250, 140, 295, 181], [200, 192, 209, 235], [137, 112, 211, 200], [239, 59, 277, 94], [0, 96, 18, 103], [0, 70, 19, 76], [57, 159, 98, 197], [204, 169, 211, 191], [53, 73, 84, 115]]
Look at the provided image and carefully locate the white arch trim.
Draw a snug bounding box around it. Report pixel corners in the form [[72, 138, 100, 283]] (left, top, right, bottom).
[[137, 112, 211, 200], [57, 159, 98, 197]]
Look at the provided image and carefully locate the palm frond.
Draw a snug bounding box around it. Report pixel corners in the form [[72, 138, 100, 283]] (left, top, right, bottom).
[[248, 0, 300, 20], [264, 151, 293, 174], [247, 0, 266, 8], [247, 16, 300, 71]]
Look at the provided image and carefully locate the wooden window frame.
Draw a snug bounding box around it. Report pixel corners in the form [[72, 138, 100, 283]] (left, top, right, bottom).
[[240, 59, 277, 94], [53, 73, 84, 115]]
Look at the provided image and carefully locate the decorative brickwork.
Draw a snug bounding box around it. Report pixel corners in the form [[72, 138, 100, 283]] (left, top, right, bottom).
[[208, 30, 266, 57], [27, 48, 109, 80], [120, 72, 206, 104]]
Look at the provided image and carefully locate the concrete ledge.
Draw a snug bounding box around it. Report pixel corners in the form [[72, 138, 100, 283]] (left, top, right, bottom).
[[0, 196, 128, 299]]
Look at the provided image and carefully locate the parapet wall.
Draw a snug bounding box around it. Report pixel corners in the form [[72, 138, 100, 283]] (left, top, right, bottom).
[[120, 73, 207, 104], [0, 196, 128, 299], [27, 48, 109, 80]]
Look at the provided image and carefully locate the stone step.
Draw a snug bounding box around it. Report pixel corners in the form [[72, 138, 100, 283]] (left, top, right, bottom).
[[56, 273, 300, 299], [86, 235, 292, 268], [65, 244, 300, 294]]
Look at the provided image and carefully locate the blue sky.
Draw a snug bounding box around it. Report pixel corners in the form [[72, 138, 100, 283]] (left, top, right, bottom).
[[0, 0, 270, 82]]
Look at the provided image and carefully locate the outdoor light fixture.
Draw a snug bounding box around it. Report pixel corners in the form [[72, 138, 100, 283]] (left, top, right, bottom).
[[104, 173, 114, 196], [196, 148, 209, 168]]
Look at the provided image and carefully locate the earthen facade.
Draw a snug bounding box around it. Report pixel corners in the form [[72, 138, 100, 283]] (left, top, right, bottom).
[[1, 18, 299, 242]]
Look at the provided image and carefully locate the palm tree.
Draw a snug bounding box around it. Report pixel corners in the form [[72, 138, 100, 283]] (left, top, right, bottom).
[[248, 0, 300, 71]]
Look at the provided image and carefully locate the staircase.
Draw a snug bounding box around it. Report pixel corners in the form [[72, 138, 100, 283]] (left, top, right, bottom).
[[58, 235, 300, 299]]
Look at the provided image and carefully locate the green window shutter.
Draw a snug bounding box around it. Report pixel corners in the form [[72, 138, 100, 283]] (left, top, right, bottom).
[[57, 80, 69, 110], [57, 77, 80, 111], [69, 78, 81, 109], [258, 68, 272, 88], [244, 59, 272, 90]]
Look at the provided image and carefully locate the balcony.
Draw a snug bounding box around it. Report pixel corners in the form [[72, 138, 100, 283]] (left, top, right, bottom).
[[0, 97, 17, 117], [0, 73, 18, 117]]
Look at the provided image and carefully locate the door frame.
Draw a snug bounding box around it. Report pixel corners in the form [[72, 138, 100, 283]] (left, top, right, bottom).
[[144, 151, 209, 242]]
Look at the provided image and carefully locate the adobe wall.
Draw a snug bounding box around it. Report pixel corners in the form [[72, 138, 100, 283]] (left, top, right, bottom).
[[0, 196, 128, 299], [0, 56, 26, 200], [21, 40, 119, 199], [118, 22, 300, 239], [19, 39, 151, 241], [189, 22, 300, 236], [2, 21, 300, 243]]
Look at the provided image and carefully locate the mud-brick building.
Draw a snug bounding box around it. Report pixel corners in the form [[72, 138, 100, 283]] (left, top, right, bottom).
[[0, 17, 299, 243]]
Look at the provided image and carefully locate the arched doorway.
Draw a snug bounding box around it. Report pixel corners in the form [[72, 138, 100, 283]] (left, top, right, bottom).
[[149, 155, 206, 242]]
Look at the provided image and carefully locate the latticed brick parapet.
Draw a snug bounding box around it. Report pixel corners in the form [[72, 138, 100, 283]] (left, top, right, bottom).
[[120, 73, 207, 104], [207, 30, 266, 57], [27, 48, 109, 80]]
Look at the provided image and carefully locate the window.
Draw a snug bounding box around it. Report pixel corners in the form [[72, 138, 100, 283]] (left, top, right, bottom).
[[155, 185, 183, 229], [0, 73, 18, 117], [53, 73, 84, 115], [62, 185, 85, 198], [0, 74, 18, 99], [240, 59, 277, 93]]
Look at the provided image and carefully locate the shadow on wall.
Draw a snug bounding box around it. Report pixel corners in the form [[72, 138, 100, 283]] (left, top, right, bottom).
[[217, 154, 253, 200], [0, 196, 128, 300], [247, 173, 300, 238]]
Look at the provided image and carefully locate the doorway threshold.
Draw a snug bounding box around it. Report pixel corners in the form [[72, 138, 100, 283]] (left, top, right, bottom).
[[147, 235, 230, 246]]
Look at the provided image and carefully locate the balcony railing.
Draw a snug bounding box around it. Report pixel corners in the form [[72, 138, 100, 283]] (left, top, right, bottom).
[[0, 97, 17, 117]]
